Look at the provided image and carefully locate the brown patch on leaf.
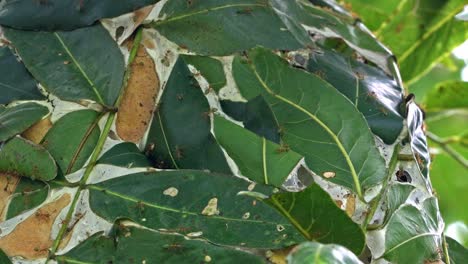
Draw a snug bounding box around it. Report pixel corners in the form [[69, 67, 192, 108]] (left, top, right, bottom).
[[22, 116, 53, 144], [0, 193, 71, 259], [345, 194, 356, 217], [116, 41, 160, 143], [0, 174, 20, 221], [133, 5, 153, 25]]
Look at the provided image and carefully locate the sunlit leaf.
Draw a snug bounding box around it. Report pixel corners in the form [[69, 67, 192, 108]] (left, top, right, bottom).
[[424, 81, 468, 112], [287, 242, 363, 264]]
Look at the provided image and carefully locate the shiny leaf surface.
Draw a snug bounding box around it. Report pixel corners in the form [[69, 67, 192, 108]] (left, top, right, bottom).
[[287, 242, 363, 264]]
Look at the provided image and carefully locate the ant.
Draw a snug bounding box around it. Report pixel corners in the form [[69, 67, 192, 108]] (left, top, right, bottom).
[[202, 108, 218, 119], [276, 143, 290, 153], [174, 146, 184, 160]]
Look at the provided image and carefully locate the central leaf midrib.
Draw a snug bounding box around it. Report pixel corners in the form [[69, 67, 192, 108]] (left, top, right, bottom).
[[270, 195, 311, 240], [251, 65, 362, 197], [153, 3, 266, 26], [54, 32, 105, 104], [89, 185, 284, 225], [384, 232, 440, 255]]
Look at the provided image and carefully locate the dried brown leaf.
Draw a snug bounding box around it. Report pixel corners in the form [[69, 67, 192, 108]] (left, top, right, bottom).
[[345, 194, 356, 217], [116, 42, 160, 143], [22, 116, 53, 144], [0, 193, 71, 259], [0, 174, 20, 221]]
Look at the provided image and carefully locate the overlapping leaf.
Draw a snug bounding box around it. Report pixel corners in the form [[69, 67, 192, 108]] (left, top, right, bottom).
[[88, 171, 304, 248], [383, 183, 414, 224], [383, 197, 443, 263], [4, 25, 125, 106], [42, 110, 101, 175], [446, 236, 468, 264], [0, 102, 49, 142], [58, 226, 266, 263], [98, 142, 151, 168], [152, 0, 307, 55], [0, 0, 159, 30], [306, 48, 404, 144], [181, 55, 226, 92], [0, 47, 44, 104], [0, 137, 57, 181], [145, 57, 230, 173], [287, 242, 363, 264], [5, 178, 48, 220], [261, 184, 365, 255], [214, 115, 303, 187], [233, 47, 386, 197]]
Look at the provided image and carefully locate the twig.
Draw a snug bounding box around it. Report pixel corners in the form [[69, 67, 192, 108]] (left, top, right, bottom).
[[427, 131, 468, 169]]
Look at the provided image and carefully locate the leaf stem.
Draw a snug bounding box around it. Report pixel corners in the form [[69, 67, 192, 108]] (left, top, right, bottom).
[[46, 27, 145, 262], [427, 131, 468, 169], [442, 233, 451, 264], [363, 143, 400, 230]]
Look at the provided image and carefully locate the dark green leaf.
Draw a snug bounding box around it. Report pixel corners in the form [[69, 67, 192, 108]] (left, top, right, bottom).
[[233, 47, 386, 197], [0, 102, 49, 142], [263, 184, 365, 255], [98, 142, 151, 168], [153, 0, 306, 55], [446, 236, 468, 264], [220, 95, 280, 143], [424, 81, 468, 112], [4, 25, 125, 106], [6, 178, 48, 220], [42, 109, 101, 175], [383, 197, 443, 263], [180, 55, 226, 92], [214, 115, 303, 187], [88, 171, 304, 248], [0, 137, 57, 181], [306, 48, 404, 144], [0, 249, 11, 264], [0, 0, 158, 30], [287, 242, 363, 264], [0, 47, 44, 104], [145, 57, 230, 173], [58, 226, 266, 263]]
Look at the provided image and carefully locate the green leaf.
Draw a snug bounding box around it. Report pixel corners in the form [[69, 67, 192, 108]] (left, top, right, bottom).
[[0, 249, 11, 264], [88, 171, 304, 248], [233, 47, 386, 197], [152, 0, 307, 55], [0, 102, 49, 142], [446, 236, 468, 264], [306, 48, 404, 144], [58, 226, 266, 263], [349, 0, 468, 83], [384, 183, 414, 224], [424, 81, 468, 112], [6, 178, 48, 220], [180, 55, 226, 92], [220, 95, 281, 143], [0, 47, 44, 105], [287, 242, 363, 264], [383, 197, 443, 263], [42, 109, 101, 175], [0, 137, 57, 181], [3, 24, 125, 106], [0, 0, 158, 30], [145, 57, 230, 173], [407, 102, 431, 178], [263, 184, 365, 255], [98, 142, 151, 168], [214, 115, 303, 187]]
